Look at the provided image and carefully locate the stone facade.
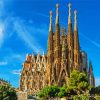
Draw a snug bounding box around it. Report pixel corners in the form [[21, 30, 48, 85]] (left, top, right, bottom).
[[20, 3, 95, 95], [81, 51, 88, 72], [88, 62, 95, 86], [17, 92, 27, 100]]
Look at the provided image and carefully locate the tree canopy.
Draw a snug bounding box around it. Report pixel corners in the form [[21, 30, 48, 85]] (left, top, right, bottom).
[[95, 85, 100, 95], [38, 85, 60, 99], [0, 84, 17, 100], [68, 70, 90, 95], [37, 70, 94, 99]]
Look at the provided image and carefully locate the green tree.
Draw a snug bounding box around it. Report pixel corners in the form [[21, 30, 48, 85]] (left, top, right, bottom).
[[58, 86, 67, 98], [95, 85, 100, 95], [38, 70, 94, 99], [68, 70, 90, 95], [38, 85, 60, 99], [0, 85, 17, 100]]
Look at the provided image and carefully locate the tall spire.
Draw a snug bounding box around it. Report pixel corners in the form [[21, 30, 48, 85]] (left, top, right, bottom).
[[48, 10, 53, 65], [68, 3, 72, 24], [67, 3, 72, 34], [49, 11, 53, 32], [89, 61, 95, 86], [54, 3, 60, 50], [74, 10, 79, 50], [89, 61, 93, 73], [62, 27, 66, 36], [54, 3, 61, 82], [74, 10, 78, 31], [56, 4, 59, 24], [67, 3, 73, 73], [74, 10, 81, 70]]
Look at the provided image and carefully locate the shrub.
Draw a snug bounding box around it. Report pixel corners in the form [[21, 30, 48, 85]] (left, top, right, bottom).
[[73, 95, 80, 100], [80, 95, 88, 100], [73, 95, 88, 100]]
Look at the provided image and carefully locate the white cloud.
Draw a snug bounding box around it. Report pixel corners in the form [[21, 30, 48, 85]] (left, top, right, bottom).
[[0, 15, 47, 52], [0, 61, 8, 66], [0, 0, 48, 51], [11, 53, 22, 59], [12, 69, 21, 75], [0, 0, 13, 48], [80, 33, 100, 48], [13, 18, 47, 53], [6, 52, 24, 64], [95, 77, 100, 86], [0, 47, 24, 66], [0, 1, 47, 52], [14, 20, 39, 52]]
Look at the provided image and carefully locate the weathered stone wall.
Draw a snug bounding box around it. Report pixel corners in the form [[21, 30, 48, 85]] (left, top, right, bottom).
[[17, 92, 27, 100]]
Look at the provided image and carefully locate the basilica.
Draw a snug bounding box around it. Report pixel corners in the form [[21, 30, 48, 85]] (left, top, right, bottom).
[[20, 3, 95, 95]]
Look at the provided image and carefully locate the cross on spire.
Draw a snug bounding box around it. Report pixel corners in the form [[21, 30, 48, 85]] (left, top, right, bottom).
[[56, 3, 59, 24], [74, 10, 77, 31], [68, 3, 72, 24], [49, 10, 53, 32]]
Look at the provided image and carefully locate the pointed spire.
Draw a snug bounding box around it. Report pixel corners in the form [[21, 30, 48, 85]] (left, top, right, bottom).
[[56, 3, 59, 24], [62, 27, 66, 36], [89, 61, 95, 86], [68, 3, 72, 24], [74, 10, 78, 31], [89, 61, 93, 72], [67, 3, 72, 34], [32, 52, 34, 61], [49, 11, 53, 32], [74, 10, 80, 50], [26, 53, 29, 61]]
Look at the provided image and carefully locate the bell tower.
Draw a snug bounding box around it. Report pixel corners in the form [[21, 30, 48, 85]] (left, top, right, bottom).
[[67, 3, 74, 73], [88, 61, 95, 87], [47, 11, 54, 85], [54, 4, 61, 84], [48, 11, 53, 64], [74, 10, 81, 71]]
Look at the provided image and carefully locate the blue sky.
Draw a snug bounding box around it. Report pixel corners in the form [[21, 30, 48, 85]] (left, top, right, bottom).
[[0, 0, 100, 88]]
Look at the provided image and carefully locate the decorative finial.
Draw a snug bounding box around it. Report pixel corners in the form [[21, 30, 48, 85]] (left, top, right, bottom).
[[50, 10, 53, 15], [32, 52, 34, 60], [68, 3, 71, 8], [68, 3, 72, 24], [56, 3, 59, 8], [56, 3, 59, 24], [49, 10, 53, 32], [26, 53, 29, 61], [74, 10, 77, 31], [74, 10, 77, 15]]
